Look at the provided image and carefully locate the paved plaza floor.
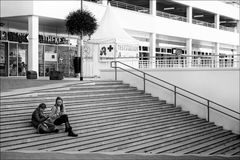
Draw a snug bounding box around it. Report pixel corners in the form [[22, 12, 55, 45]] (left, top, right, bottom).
[[1, 151, 240, 160]]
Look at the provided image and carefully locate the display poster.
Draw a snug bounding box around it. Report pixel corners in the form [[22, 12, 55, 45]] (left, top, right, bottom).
[[44, 52, 57, 62], [18, 49, 26, 63], [0, 43, 5, 64]]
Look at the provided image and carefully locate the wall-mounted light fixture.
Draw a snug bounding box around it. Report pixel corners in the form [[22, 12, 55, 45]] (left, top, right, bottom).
[[194, 15, 204, 18], [163, 7, 175, 10]]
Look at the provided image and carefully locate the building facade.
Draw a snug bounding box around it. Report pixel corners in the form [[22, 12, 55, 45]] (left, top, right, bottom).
[[0, 0, 239, 77]]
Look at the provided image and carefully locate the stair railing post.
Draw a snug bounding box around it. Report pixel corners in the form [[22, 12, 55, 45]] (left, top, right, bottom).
[[143, 73, 146, 93], [207, 100, 210, 122], [174, 86, 177, 107], [114, 61, 117, 81]]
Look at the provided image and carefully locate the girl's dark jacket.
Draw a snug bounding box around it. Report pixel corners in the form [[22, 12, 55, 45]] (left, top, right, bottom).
[[31, 108, 48, 128]]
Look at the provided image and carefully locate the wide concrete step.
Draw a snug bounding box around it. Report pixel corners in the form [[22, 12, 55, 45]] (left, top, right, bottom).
[[1, 87, 139, 99], [62, 121, 215, 152], [1, 115, 201, 149], [1, 95, 159, 109], [0, 80, 239, 156], [1, 115, 206, 151], [0, 115, 200, 146], [0, 90, 146, 104], [0, 101, 166, 126], [0, 102, 172, 129], [41, 123, 220, 152], [0, 93, 153, 109], [1, 113, 199, 147], [0, 105, 187, 136]]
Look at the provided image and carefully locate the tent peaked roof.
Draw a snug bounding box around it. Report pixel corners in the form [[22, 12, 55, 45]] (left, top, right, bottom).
[[89, 4, 139, 45]]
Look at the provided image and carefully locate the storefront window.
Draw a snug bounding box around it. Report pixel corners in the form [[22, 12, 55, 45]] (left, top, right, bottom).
[[58, 46, 76, 77], [18, 44, 28, 76], [44, 45, 57, 76], [0, 42, 8, 76], [9, 43, 18, 76], [39, 45, 44, 76]]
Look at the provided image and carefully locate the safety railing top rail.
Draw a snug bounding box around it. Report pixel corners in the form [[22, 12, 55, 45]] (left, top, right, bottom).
[[111, 61, 240, 122]]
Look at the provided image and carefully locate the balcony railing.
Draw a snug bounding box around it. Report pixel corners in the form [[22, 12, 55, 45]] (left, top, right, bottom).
[[156, 10, 187, 22], [192, 19, 216, 28], [101, 55, 240, 70], [110, 0, 150, 14], [219, 25, 236, 32]]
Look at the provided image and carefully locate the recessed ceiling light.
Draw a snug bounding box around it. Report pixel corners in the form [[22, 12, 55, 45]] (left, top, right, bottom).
[[163, 7, 175, 10], [194, 15, 204, 18]]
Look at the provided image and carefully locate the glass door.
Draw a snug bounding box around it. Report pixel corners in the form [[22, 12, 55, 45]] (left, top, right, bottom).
[[18, 44, 28, 76], [0, 42, 8, 76], [58, 46, 76, 77], [39, 45, 44, 76], [44, 45, 57, 76], [9, 43, 18, 76]]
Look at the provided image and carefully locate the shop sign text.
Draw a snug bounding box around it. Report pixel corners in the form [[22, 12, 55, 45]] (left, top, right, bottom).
[[0, 30, 68, 45]]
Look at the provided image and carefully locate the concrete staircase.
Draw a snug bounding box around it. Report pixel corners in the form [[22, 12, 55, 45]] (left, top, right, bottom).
[[0, 80, 239, 156]]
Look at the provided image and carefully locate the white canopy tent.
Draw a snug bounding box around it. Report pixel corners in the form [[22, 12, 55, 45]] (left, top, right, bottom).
[[86, 3, 140, 77], [88, 3, 139, 45]]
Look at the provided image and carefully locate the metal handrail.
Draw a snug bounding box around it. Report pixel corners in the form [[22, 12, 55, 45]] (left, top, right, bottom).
[[111, 61, 240, 122]]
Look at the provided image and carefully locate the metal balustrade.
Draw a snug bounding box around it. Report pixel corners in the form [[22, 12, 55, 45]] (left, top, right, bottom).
[[156, 10, 187, 22], [110, 0, 150, 13], [110, 61, 240, 122], [220, 25, 236, 32], [101, 55, 240, 69], [192, 19, 216, 28]]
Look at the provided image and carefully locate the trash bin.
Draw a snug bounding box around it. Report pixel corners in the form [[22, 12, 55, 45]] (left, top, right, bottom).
[[26, 70, 37, 79], [73, 57, 81, 73], [49, 70, 63, 80]]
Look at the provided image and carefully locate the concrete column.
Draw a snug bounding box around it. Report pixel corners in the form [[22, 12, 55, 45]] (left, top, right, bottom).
[[150, 33, 156, 68], [214, 14, 220, 29], [150, 0, 156, 16], [186, 38, 192, 67], [215, 42, 220, 67], [28, 15, 39, 77], [187, 6, 192, 23], [101, 0, 108, 6], [236, 20, 240, 33], [235, 47, 240, 68]]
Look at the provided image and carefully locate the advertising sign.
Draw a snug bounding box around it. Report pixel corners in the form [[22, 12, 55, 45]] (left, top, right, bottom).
[[117, 44, 139, 58], [99, 44, 114, 59], [45, 52, 57, 62]]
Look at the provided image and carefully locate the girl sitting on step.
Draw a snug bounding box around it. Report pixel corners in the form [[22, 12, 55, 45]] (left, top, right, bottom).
[[49, 97, 78, 137], [31, 103, 59, 134]]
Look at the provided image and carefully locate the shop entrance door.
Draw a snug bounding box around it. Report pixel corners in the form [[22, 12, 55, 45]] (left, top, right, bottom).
[[58, 46, 76, 77], [82, 45, 94, 78], [0, 42, 8, 76]]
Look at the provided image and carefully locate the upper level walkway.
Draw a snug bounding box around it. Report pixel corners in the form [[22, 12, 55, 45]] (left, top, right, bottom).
[[85, 0, 238, 33]]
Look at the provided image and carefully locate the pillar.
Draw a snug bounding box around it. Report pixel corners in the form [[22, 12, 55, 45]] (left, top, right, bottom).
[[187, 6, 192, 23], [149, 0, 156, 68], [186, 38, 192, 67], [235, 46, 240, 68], [150, 33, 156, 68], [150, 0, 156, 16], [215, 42, 220, 67], [236, 20, 240, 33], [101, 0, 108, 6], [214, 14, 220, 29], [28, 15, 39, 77]]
